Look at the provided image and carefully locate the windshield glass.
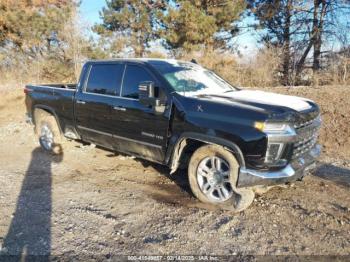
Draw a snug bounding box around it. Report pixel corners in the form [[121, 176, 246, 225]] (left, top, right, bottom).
[[151, 61, 236, 96]]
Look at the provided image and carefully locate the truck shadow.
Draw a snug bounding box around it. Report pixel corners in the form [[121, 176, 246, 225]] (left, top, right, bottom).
[[136, 158, 193, 195], [133, 158, 222, 210], [1, 147, 62, 260], [105, 150, 194, 197], [313, 163, 350, 189]]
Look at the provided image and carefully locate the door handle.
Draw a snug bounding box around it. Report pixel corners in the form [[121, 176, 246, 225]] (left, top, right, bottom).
[[76, 100, 86, 104], [113, 106, 126, 111]]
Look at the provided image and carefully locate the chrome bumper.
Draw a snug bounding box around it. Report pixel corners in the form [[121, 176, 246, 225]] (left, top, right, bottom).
[[237, 144, 321, 188]]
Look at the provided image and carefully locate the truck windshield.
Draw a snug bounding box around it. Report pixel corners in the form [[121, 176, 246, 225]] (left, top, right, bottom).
[[152, 61, 236, 96]]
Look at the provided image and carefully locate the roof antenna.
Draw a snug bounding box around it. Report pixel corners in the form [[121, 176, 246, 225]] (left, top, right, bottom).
[[190, 58, 197, 64]]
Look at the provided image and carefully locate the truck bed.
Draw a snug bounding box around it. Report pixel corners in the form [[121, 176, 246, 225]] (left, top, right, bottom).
[[25, 83, 77, 135]]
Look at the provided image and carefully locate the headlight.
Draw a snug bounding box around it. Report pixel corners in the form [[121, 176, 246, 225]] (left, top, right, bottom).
[[255, 121, 296, 135], [264, 122, 288, 131], [255, 120, 296, 167]]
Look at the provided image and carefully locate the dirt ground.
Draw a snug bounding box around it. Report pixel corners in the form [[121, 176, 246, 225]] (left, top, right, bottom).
[[0, 86, 349, 259]]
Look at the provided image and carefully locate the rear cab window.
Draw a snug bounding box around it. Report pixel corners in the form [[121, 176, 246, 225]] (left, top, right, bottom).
[[85, 63, 124, 95]]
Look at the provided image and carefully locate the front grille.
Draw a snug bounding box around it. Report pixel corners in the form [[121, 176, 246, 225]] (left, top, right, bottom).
[[294, 112, 319, 129], [292, 132, 318, 159], [294, 119, 314, 129], [292, 114, 321, 159]]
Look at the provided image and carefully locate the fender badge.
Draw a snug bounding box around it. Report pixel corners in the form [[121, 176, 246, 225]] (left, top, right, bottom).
[[197, 105, 203, 112]]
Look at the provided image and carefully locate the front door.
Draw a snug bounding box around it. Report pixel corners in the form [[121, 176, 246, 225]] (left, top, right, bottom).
[[110, 64, 169, 162]]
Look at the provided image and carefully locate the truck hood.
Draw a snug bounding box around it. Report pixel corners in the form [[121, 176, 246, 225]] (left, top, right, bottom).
[[172, 89, 319, 139], [193, 90, 314, 115], [221, 90, 312, 111]]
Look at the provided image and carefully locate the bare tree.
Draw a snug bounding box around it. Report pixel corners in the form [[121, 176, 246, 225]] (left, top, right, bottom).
[[249, 0, 350, 85]]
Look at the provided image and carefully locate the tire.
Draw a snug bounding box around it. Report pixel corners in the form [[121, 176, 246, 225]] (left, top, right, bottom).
[[34, 110, 64, 155], [188, 144, 254, 212]]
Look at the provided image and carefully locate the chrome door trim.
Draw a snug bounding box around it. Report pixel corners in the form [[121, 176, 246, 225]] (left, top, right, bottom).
[[113, 106, 126, 111], [77, 125, 113, 137]]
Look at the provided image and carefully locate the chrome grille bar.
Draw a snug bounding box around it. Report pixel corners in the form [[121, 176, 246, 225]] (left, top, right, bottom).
[[292, 114, 321, 159]]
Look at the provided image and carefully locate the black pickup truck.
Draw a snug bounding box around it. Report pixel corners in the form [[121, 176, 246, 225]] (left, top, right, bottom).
[[25, 59, 321, 211]]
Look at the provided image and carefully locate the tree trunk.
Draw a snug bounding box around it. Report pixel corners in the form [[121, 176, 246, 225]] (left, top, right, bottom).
[[281, 0, 292, 85], [313, 0, 327, 72], [295, 0, 320, 83], [134, 30, 145, 57], [295, 41, 313, 84]]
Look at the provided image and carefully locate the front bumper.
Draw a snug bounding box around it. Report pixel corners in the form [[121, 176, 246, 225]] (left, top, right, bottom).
[[237, 144, 321, 188], [25, 113, 33, 124]]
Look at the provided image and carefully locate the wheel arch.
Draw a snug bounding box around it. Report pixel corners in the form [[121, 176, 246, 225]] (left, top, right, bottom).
[[168, 132, 245, 174], [33, 105, 63, 134]]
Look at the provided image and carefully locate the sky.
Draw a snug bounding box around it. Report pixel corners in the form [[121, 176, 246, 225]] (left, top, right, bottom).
[[80, 0, 104, 25], [79, 0, 260, 58]]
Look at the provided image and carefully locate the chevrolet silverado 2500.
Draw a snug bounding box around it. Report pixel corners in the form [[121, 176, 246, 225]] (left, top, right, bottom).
[[25, 59, 322, 211]]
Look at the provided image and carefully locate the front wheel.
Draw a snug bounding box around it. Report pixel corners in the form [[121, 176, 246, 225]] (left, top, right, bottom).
[[188, 144, 254, 212]]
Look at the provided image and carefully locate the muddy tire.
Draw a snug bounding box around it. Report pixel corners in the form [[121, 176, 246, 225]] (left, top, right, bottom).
[[188, 144, 254, 212], [34, 110, 64, 155]]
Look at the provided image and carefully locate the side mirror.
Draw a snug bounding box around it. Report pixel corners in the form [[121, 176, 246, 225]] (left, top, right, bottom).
[[139, 81, 155, 99], [139, 81, 161, 107], [138, 81, 166, 114]]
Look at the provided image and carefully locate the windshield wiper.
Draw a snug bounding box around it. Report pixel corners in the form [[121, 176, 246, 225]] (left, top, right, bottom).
[[223, 89, 236, 93]]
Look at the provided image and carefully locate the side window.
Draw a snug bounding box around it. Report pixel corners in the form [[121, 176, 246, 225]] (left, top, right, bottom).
[[121, 65, 155, 99], [86, 64, 124, 95]]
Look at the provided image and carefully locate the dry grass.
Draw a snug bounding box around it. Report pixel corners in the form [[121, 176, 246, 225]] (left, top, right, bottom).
[[1, 47, 349, 90], [0, 54, 77, 89], [178, 48, 350, 88], [179, 48, 281, 87]]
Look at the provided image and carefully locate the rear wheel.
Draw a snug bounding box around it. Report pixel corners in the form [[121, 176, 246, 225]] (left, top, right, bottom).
[[34, 110, 63, 155], [188, 144, 254, 212]]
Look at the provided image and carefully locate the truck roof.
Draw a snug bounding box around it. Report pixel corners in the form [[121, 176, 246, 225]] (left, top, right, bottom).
[[86, 58, 197, 67]]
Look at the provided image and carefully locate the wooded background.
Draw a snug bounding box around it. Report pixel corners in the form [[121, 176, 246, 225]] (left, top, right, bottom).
[[1, 0, 350, 87]]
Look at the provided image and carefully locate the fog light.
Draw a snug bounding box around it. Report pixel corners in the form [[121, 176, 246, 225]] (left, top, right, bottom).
[[266, 143, 284, 164]]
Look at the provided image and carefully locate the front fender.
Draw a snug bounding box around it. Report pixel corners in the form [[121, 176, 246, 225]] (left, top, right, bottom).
[[166, 132, 246, 174]]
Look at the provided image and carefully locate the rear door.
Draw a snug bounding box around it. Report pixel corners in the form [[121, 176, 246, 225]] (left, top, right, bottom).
[[110, 63, 169, 162], [75, 62, 124, 148]]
